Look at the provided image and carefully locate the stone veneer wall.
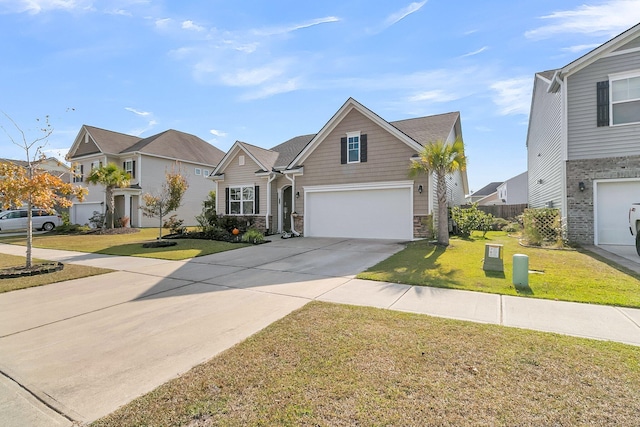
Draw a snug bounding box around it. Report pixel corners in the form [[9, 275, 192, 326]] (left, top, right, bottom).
[[293, 215, 304, 235], [566, 155, 640, 245], [413, 215, 433, 239]]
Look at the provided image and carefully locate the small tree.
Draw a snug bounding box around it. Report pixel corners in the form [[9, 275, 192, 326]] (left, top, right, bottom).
[[409, 139, 467, 246], [140, 165, 188, 240], [0, 112, 87, 268], [86, 163, 131, 229]]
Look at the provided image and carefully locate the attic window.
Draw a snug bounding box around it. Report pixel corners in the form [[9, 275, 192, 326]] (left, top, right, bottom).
[[203, 169, 210, 177], [347, 132, 360, 163], [84, 134, 89, 144], [239, 155, 245, 166], [195, 168, 202, 176]]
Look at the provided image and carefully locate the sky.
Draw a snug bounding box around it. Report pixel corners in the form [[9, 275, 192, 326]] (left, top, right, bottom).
[[1, 0, 640, 194]]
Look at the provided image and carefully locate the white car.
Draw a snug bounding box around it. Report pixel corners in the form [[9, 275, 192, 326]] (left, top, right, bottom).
[[0, 209, 62, 232]]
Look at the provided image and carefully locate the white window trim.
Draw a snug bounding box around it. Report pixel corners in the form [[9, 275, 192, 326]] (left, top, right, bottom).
[[346, 131, 361, 164], [123, 159, 134, 176], [239, 155, 245, 166], [229, 185, 255, 215], [609, 70, 640, 126], [203, 169, 210, 177], [195, 167, 202, 176]]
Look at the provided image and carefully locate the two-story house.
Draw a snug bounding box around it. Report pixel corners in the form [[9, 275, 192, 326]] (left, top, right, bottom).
[[66, 126, 225, 227], [210, 97, 469, 240], [527, 23, 640, 246]]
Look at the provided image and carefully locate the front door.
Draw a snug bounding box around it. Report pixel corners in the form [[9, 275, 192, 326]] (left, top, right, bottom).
[[282, 186, 292, 232]]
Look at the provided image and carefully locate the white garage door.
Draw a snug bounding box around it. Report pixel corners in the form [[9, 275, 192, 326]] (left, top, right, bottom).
[[304, 183, 413, 240], [596, 180, 640, 245], [72, 202, 103, 227]]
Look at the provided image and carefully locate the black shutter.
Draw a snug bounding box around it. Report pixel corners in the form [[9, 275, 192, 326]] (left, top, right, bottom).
[[597, 81, 609, 127], [80, 164, 84, 182], [340, 137, 347, 164], [254, 186, 260, 214], [123, 161, 126, 170], [132, 161, 136, 178], [225, 187, 229, 214], [361, 134, 367, 163]]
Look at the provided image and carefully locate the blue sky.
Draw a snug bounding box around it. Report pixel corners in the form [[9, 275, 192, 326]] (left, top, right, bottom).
[[1, 0, 639, 193]]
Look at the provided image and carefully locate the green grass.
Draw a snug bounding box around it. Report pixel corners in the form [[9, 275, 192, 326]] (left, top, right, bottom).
[[0, 254, 112, 293], [0, 228, 250, 260], [91, 302, 640, 427], [357, 231, 640, 308]]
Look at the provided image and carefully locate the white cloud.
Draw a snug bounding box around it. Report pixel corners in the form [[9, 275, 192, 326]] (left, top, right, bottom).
[[155, 17, 172, 29], [525, 0, 640, 39], [125, 107, 151, 117], [240, 79, 300, 101], [182, 20, 205, 32], [490, 77, 532, 116], [561, 43, 602, 53], [383, 1, 427, 28], [105, 8, 131, 17], [253, 16, 340, 36], [220, 62, 288, 87], [1, 0, 93, 14], [461, 46, 488, 57], [130, 119, 158, 136], [210, 129, 227, 137], [408, 90, 460, 103]]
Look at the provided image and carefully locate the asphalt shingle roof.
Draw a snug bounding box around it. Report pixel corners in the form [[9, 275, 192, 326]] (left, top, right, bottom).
[[390, 112, 460, 146], [235, 141, 280, 171], [270, 134, 316, 169], [123, 129, 225, 166]]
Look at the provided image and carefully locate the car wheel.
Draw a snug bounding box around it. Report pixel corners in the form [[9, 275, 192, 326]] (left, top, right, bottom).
[[636, 233, 640, 257], [43, 222, 55, 232]]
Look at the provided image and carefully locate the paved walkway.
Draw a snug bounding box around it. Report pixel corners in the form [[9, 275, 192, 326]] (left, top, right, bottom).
[[0, 239, 639, 426]]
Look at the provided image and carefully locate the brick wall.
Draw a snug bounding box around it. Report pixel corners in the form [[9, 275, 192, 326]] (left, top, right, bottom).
[[413, 215, 433, 239], [566, 155, 640, 245]]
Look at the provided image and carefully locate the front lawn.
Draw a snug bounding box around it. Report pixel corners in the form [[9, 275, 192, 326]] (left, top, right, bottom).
[[91, 302, 640, 427], [0, 254, 112, 293], [358, 231, 640, 308], [0, 228, 250, 260]]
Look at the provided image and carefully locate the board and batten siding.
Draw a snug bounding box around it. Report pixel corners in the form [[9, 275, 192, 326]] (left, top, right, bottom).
[[527, 74, 564, 210], [218, 151, 268, 215], [567, 43, 640, 160], [293, 108, 429, 216]]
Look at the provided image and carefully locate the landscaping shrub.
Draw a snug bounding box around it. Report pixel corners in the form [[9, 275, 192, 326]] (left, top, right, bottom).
[[490, 217, 509, 231], [53, 223, 91, 234], [218, 215, 255, 233], [163, 214, 185, 235], [242, 228, 265, 244], [195, 191, 218, 231], [451, 204, 494, 237], [88, 211, 105, 229]]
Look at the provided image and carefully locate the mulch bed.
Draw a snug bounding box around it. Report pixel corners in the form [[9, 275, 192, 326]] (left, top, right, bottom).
[[85, 228, 141, 235], [0, 262, 64, 279]]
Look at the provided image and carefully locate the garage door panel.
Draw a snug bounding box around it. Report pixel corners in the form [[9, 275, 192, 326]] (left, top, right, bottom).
[[305, 187, 412, 240], [596, 180, 640, 245]]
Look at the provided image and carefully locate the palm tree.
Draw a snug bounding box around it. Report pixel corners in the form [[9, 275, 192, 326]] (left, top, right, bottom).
[[86, 163, 131, 229], [409, 139, 467, 246]]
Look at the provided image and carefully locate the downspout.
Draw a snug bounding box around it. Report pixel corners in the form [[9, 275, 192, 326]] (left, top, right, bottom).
[[284, 173, 300, 236], [266, 172, 277, 231]]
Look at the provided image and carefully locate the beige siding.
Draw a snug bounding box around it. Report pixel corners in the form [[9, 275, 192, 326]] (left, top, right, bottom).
[[217, 151, 268, 215], [294, 109, 428, 215], [73, 133, 101, 156]]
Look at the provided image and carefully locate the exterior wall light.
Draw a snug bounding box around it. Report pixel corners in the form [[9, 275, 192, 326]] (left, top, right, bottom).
[[295, 191, 300, 198], [418, 185, 423, 194], [578, 181, 586, 192]]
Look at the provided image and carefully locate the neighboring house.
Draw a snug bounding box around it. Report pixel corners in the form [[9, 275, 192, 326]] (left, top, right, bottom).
[[466, 182, 502, 204], [0, 157, 71, 183], [496, 172, 528, 205], [66, 126, 225, 227], [526, 23, 640, 246], [211, 97, 469, 240]]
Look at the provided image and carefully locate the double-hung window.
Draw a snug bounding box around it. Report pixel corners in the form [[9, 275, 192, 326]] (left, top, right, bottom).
[[347, 131, 360, 163], [611, 72, 640, 125], [229, 186, 254, 215], [123, 160, 135, 178]]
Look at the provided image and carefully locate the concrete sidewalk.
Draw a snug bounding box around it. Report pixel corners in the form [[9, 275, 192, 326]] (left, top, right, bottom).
[[0, 240, 639, 426]]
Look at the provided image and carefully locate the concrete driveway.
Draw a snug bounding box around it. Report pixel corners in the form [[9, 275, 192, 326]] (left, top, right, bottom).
[[0, 237, 404, 425]]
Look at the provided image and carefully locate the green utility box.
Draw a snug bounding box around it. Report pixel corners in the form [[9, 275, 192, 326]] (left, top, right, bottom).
[[482, 243, 504, 272], [513, 254, 529, 287]]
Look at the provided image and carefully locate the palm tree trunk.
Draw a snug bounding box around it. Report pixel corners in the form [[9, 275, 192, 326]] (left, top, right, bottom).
[[436, 170, 449, 246], [107, 187, 115, 229]]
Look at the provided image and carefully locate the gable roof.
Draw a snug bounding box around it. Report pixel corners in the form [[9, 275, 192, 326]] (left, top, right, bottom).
[[67, 125, 224, 166], [212, 140, 281, 176], [122, 129, 225, 166], [289, 97, 426, 167], [390, 112, 459, 146], [270, 134, 316, 169], [547, 22, 640, 90], [470, 182, 502, 197]]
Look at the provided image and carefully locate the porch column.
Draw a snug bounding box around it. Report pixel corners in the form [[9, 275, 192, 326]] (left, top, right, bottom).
[[124, 194, 132, 227]]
